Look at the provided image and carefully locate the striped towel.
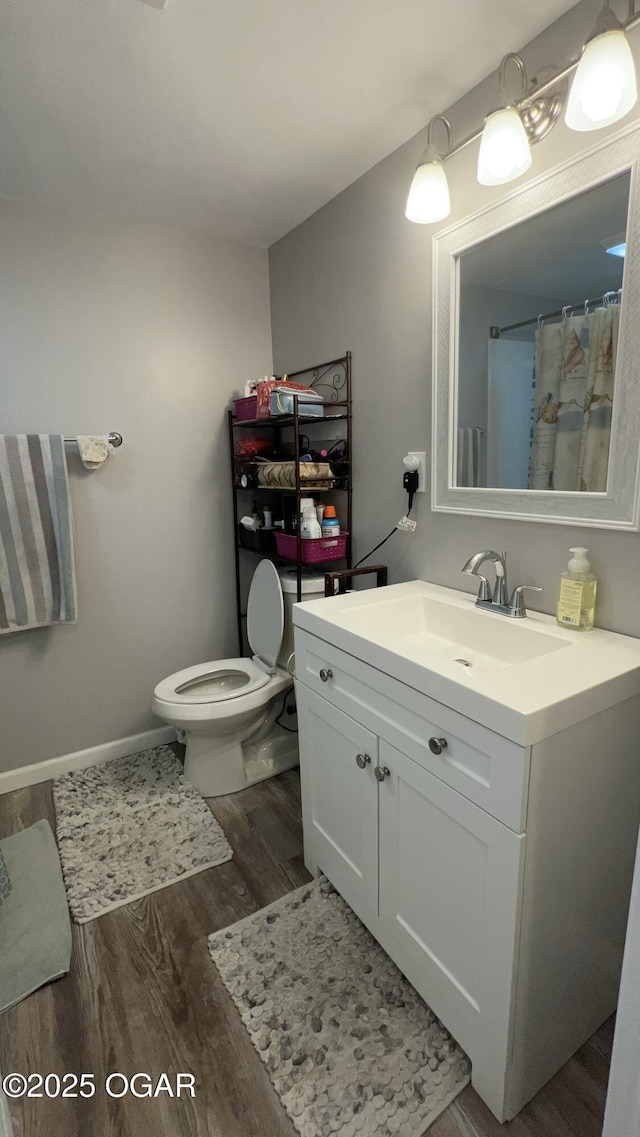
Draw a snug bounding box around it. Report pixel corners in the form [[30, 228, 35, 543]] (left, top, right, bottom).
[[456, 427, 483, 488], [0, 435, 76, 634]]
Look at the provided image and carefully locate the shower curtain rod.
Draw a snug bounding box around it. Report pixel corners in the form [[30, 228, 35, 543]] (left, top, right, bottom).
[[490, 289, 622, 339], [63, 432, 123, 447]]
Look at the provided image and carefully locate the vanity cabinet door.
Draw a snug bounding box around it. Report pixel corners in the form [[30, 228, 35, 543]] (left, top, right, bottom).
[[377, 740, 524, 1077], [296, 684, 379, 921]]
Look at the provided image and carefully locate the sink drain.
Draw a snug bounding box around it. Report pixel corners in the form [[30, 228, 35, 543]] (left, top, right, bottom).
[[454, 658, 472, 668]]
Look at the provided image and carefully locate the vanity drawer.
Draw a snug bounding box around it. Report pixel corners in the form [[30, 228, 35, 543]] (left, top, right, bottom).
[[295, 629, 529, 832]]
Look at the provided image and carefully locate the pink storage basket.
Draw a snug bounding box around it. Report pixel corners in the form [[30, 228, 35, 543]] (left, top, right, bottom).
[[233, 395, 258, 421], [275, 531, 348, 564]]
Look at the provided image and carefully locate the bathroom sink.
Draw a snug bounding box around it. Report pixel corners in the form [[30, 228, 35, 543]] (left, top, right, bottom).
[[292, 579, 640, 745], [339, 594, 569, 674]]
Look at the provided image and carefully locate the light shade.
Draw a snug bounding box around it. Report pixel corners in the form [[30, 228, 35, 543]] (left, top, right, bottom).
[[405, 145, 451, 224], [566, 27, 637, 131], [477, 106, 532, 186]]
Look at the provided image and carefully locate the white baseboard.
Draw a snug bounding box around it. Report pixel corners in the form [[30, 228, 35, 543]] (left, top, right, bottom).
[[0, 725, 177, 795]]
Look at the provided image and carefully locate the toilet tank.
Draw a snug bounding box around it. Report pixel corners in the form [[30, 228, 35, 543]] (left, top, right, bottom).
[[278, 570, 326, 671]]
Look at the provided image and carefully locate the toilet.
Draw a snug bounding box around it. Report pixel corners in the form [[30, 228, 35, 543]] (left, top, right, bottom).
[[151, 561, 326, 796]]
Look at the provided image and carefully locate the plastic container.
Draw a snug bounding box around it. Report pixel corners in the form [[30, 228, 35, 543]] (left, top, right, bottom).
[[257, 461, 333, 490], [321, 504, 340, 538], [233, 395, 258, 421], [301, 509, 322, 539], [238, 526, 276, 553], [275, 531, 348, 564], [270, 387, 325, 417], [234, 435, 273, 458]]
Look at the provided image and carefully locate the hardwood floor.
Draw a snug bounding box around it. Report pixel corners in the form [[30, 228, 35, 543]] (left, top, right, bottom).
[[0, 758, 613, 1137]]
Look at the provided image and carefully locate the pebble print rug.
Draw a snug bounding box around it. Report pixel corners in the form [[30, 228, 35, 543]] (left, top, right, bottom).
[[54, 746, 233, 923], [208, 877, 470, 1137]]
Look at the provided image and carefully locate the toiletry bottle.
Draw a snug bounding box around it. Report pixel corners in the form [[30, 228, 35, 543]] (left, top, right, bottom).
[[262, 505, 273, 530], [315, 501, 325, 526], [251, 500, 263, 529], [321, 504, 340, 538], [301, 507, 321, 539], [556, 547, 597, 631]]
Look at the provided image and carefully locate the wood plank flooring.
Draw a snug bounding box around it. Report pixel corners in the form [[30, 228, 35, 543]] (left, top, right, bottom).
[[0, 757, 613, 1137]]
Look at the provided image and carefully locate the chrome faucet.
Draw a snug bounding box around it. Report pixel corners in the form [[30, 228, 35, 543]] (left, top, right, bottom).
[[461, 549, 542, 618]]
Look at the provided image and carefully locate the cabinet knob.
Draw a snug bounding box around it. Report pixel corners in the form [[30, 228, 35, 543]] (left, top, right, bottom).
[[374, 765, 391, 782], [355, 753, 371, 769], [319, 668, 333, 683], [428, 736, 448, 755]]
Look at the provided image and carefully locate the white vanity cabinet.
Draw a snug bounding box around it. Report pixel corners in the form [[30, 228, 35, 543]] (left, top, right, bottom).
[[377, 738, 524, 1103], [298, 692, 379, 916], [294, 618, 640, 1123]]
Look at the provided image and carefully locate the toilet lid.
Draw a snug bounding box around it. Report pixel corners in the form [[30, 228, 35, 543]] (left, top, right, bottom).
[[247, 559, 284, 673]]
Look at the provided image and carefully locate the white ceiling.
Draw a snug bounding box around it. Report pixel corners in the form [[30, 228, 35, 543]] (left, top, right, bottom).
[[461, 172, 629, 301], [0, 0, 579, 247]]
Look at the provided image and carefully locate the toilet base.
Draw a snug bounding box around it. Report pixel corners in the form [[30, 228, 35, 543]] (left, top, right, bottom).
[[183, 725, 299, 797]]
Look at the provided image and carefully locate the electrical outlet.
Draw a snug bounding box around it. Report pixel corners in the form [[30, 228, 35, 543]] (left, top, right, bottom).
[[407, 452, 426, 493]]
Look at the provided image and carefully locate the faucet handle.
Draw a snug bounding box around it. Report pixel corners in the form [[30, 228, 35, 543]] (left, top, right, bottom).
[[475, 574, 493, 602], [462, 566, 493, 602], [508, 584, 543, 618]]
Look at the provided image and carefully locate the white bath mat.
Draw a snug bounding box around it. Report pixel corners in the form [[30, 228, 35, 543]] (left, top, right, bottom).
[[54, 745, 233, 923], [209, 877, 470, 1137]]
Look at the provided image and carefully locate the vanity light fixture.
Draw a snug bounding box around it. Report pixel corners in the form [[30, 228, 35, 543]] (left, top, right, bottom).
[[405, 2, 640, 223], [566, 1, 637, 131], [405, 54, 565, 222], [477, 55, 532, 186], [405, 115, 453, 223]]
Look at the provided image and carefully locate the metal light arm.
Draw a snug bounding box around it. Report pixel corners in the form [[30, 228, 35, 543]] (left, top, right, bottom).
[[430, 2, 640, 166]]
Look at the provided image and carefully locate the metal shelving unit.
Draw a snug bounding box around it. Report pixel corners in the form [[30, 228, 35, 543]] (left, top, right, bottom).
[[228, 352, 352, 654]]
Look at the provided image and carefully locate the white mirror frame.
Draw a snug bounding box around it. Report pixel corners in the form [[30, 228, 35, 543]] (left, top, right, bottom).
[[432, 122, 640, 530]]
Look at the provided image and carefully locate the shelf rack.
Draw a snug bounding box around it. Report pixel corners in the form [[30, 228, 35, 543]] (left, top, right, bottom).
[[228, 352, 352, 654]]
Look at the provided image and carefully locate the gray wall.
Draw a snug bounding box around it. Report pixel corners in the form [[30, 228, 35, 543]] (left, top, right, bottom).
[[269, 0, 640, 637], [0, 202, 272, 772]]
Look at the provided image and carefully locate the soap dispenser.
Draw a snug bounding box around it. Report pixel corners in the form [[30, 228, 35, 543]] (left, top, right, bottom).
[[556, 547, 597, 631]]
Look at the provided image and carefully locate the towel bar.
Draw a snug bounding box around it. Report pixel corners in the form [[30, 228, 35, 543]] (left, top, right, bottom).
[[63, 432, 123, 447]]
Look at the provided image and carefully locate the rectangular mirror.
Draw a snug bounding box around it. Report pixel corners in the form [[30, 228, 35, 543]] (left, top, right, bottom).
[[458, 171, 628, 492], [433, 126, 640, 529]]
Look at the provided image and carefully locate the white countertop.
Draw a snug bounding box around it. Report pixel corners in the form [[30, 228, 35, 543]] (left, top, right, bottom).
[[293, 580, 640, 745]]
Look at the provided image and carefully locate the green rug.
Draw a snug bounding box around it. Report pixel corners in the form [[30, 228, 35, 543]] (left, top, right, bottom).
[[0, 1083, 12, 1137], [0, 820, 72, 1013]]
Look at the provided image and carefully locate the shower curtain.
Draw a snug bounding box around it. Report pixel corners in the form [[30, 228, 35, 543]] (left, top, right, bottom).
[[528, 305, 619, 492]]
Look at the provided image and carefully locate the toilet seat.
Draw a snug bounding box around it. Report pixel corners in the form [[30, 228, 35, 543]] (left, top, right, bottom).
[[153, 563, 324, 719], [154, 561, 287, 710], [153, 657, 271, 706]]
